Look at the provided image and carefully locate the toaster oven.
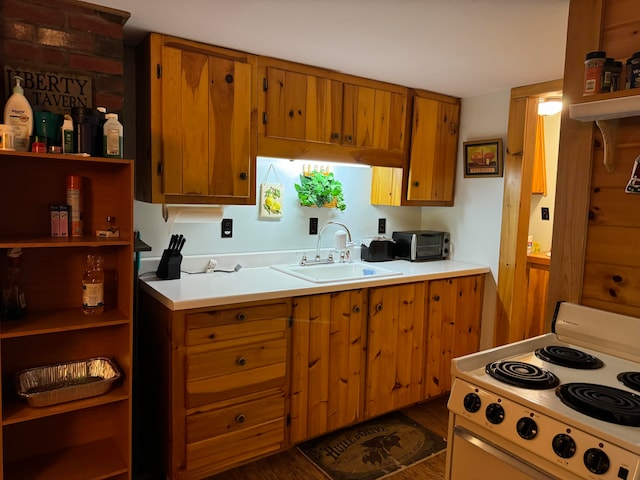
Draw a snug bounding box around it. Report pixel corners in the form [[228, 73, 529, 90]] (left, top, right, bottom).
[[391, 230, 450, 261]]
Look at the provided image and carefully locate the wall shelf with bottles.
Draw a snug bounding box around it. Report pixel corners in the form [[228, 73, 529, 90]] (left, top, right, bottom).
[[569, 90, 640, 172]]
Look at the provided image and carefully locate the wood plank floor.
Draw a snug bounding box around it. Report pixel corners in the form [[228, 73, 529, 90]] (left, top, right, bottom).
[[209, 395, 450, 480]]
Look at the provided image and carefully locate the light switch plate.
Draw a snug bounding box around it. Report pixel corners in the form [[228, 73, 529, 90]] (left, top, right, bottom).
[[541, 207, 550, 220], [378, 218, 386, 234]]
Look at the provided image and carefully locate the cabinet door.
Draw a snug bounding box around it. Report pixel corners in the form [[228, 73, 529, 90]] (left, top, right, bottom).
[[162, 45, 254, 199], [289, 290, 366, 444], [264, 67, 342, 144], [342, 84, 406, 152], [425, 275, 484, 398], [365, 282, 426, 418], [406, 96, 460, 204]]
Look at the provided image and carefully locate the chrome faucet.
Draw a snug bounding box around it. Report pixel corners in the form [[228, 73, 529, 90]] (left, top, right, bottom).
[[314, 221, 353, 264]]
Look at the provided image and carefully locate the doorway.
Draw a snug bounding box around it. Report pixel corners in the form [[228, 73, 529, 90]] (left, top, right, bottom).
[[494, 79, 563, 346]]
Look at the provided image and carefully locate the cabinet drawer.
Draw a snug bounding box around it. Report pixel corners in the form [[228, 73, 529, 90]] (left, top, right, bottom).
[[186, 301, 290, 347], [186, 416, 285, 473], [186, 391, 285, 444], [186, 338, 287, 407]]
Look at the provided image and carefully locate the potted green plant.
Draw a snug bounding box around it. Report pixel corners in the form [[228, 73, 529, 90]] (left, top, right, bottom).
[[294, 171, 347, 211]]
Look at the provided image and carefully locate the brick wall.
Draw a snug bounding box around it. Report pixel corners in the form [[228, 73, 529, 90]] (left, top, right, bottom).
[[0, 0, 129, 114]]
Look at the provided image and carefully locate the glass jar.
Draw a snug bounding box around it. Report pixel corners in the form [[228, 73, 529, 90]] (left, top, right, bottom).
[[82, 253, 104, 315]]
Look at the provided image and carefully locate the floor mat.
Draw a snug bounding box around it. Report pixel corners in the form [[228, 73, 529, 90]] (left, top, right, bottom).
[[297, 411, 447, 480]]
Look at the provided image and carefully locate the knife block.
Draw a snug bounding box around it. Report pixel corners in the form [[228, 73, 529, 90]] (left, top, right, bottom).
[[156, 249, 182, 280]]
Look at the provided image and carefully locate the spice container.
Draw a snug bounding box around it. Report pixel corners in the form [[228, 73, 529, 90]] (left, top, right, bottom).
[[583, 50, 606, 95], [631, 51, 640, 89]]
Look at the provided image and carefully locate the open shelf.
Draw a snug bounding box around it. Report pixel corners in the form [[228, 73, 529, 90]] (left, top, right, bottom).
[[4, 437, 128, 480], [0, 235, 130, 249], [569, 91, 640, 172], [0, 308, 129, 338], [3, 386, 129, 425]]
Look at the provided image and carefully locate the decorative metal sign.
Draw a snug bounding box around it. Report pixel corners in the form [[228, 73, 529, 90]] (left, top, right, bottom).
[[4, 66, 92, 114]]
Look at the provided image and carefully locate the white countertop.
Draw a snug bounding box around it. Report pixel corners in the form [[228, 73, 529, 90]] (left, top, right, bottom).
[[139, 251, 490, 310]]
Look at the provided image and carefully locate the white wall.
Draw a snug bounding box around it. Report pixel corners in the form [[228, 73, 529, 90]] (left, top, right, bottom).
[[134, 159, 424, 257]]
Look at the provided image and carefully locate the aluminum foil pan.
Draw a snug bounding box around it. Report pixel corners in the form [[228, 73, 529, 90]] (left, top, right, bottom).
[[16, 357, 122, 407]]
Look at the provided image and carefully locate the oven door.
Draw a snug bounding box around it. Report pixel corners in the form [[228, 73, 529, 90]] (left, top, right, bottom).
[[449, 425, 555, 480]]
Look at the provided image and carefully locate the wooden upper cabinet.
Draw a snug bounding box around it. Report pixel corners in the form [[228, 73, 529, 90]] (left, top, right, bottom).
[[371, 92, 460, 206], [406, 94, 460, 205], [136, 33, 258, 205], [258, 58, 409, 167], [264, 67, 342, 144], [342, 84, 406, 152]]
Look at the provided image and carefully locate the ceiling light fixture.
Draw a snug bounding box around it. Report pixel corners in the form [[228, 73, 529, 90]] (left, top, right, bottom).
[[538, 99, 563, 116]]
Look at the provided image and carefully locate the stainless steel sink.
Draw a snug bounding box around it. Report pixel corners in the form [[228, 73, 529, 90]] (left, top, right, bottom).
[[271, 262, 401, 283]]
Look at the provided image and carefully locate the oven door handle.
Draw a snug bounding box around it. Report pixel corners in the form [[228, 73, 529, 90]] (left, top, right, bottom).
[[454, 426, 556, 480]]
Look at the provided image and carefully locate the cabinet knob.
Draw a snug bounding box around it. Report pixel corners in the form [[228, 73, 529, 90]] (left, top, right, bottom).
[[345, 134, 353, 143], [225, 74, 234, 84], [236, 312, 247, 321], [236, 356, 247, 366], [353, 305, 361, 314], [413, 181, 420, 187], [239, 172, 248, 180], [235, 414, 246, 424], [375, 303, 383, 312], [332, 132, 340, 140], [433, 295, 441, 302]]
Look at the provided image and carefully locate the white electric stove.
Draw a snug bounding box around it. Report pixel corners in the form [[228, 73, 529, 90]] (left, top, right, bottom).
[[445, 302, 640, 480]]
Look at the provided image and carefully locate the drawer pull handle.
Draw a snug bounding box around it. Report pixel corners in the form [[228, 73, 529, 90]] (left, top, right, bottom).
[[235, 414, 246, 424], [236, 356, 247, 366], [236, 312, 247, 321]]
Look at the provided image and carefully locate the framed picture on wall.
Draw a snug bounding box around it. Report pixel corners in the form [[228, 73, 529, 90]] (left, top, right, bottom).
[[463, 138, 503, 177]]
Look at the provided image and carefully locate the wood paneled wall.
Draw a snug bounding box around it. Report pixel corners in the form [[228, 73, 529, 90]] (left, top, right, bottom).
[[549, 0, 640, 322]]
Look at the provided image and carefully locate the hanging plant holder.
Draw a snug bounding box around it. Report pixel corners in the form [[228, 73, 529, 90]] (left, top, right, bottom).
[[294, 166, 346, 211]]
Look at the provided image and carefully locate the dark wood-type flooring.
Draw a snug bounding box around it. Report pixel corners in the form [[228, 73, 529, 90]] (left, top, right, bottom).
[[210, 395, 450, 480]]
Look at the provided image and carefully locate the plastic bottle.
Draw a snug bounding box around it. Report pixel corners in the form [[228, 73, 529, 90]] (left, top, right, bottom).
[[103, 113, 123, 158], [61, 114, 74, 153], [66, 175, 83, 236], [82, 253, 104, 315], [1, 248, 27, 320], [3, 76, 33, 151]]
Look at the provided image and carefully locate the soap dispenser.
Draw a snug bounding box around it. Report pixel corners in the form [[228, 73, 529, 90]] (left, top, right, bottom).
[[3, 76, 33, 152]]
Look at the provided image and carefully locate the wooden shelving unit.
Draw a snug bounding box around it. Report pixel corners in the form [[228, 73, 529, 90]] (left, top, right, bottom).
[[0, 150, 133, 479]]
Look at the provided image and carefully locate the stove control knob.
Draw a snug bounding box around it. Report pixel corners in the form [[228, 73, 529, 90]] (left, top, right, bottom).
[[516, 417, 538, 440], [584, 448, 610, 475], [463, 393, 481, 413], [552, 434, 576, 458], [485, 402, 505, 424]]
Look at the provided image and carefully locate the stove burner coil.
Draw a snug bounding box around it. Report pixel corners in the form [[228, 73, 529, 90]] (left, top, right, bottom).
[[618, 372, 640, 393], [535, 345, 604, 369], [486, 361, 560, 389], [556, 383, 640, 427]]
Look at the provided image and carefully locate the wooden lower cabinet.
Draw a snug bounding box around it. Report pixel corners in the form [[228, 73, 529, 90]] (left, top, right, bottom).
[[525, 254, 550, 338], [138, 273, 485, 478], [365, 282, 427, 418], [289, 290, 367, 444], [424, 275, 484, 397], [138, 295, 291, 480]]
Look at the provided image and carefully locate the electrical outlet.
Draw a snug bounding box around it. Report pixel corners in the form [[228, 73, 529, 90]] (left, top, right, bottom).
[[541, 207, 550, 220], [309, 217, 318, 235], [221, 218, 233, 238], [378, 218, 386, 234]]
